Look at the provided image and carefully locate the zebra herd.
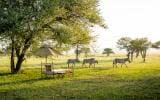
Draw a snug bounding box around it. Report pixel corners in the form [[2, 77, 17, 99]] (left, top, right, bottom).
[[67, 57, 130, 68], [67, 58, 98, 68]]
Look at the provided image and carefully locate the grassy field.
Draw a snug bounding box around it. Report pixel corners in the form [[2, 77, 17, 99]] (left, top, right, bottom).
[[0, 54, 160, 100]]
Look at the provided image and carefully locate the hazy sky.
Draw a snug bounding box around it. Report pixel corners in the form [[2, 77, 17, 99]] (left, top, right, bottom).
[[96, 0, 160, 51]]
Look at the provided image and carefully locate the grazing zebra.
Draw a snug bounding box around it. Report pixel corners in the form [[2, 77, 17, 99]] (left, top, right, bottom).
[[67, 59, 79, 68], [82, 58, 98, 68], [113, 58, 130, 68]]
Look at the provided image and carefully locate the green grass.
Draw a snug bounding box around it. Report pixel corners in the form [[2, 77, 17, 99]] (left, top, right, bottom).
[[0, 54, 160, 100]]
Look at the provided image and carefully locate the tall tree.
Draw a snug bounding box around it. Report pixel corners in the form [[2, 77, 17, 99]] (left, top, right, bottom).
[[102, 48, 114, 56], [0, 0, 104, 73], [71, 24, 92, 60], [130, 38, 151, 62], [117, 37, 132, 61], [81, 47, 91, 58]]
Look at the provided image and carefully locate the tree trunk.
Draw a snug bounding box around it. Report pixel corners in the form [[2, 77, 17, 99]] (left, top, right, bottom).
[[143, 57, 146, 62], [10, 42, 15, 73], [15, 54, 25, 72], [14, 42, 31, 73], [131, 51, 134, 62], [107, 53, 109, 56], [127, 52, 131, 62], [136, 51, 139, 58], [140, 50, 146, 63], [76, 44, 79, 60], [10, 21, 33, 73], [11, 39, 31, 73], [143, 50, 147, 63]]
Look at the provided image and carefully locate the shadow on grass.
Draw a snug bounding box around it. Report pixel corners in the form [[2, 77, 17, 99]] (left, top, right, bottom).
[[0, 76, 57, 87], [0, 91, 27, 100], [0, 72, 12, 76], [1, 75, 160, 100]]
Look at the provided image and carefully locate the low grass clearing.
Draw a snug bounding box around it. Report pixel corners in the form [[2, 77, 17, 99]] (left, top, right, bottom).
[[0, 54, 160, 100]]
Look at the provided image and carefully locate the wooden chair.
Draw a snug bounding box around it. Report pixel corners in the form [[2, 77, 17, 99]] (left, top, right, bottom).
[[41, 62, 74, 78], [41, 62, 65, 78]]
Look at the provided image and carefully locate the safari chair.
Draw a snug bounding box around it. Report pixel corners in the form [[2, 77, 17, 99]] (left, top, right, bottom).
[[41, 63, 54, 77], [41, 63, 66, 78], [45, 64, 53, 73]]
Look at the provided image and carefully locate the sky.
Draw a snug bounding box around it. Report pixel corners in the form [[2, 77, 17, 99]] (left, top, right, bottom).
[[95, 0, 160, 52]]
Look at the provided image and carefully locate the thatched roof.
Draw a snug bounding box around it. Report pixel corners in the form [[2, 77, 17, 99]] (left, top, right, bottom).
[[35, 45, 62, 57]]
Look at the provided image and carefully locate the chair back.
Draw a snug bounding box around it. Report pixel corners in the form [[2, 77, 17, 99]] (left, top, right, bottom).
[[45, 64, 52, 72]]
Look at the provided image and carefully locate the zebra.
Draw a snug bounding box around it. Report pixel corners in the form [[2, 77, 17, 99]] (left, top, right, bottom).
[[113, 58, 130, 68], [82, 58, 98, 68], [67, 59, 79, 68]]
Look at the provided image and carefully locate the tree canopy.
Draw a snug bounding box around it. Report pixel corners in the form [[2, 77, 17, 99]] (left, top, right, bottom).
[[102, 48, 114, 56], [0, 0, 104, 73]]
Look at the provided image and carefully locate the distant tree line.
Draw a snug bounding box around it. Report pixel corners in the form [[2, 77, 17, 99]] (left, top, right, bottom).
[[117, 37, 160, 63]]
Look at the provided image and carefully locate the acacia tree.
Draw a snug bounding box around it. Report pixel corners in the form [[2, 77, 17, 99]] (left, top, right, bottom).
[[71, 25, 92, 60], [0, 0, 104, 73], [117, 37, 151, 62], [102, 48, 114, 56], [131, 38, 151, 62], [117, 37, 132, 61]]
